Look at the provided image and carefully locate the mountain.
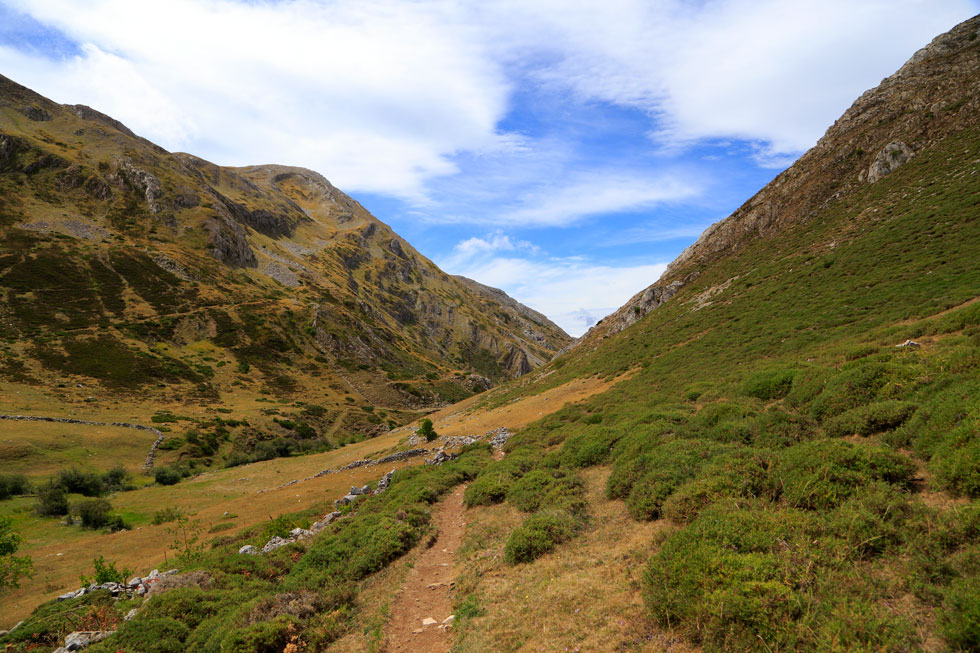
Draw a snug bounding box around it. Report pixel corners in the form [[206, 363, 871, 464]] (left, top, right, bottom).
[[568, 15, 980, 350], [4, 15, 980, 653], [0, 74, 570, 436]]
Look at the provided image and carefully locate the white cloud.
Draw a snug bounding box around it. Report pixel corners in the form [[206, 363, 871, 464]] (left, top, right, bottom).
[[439, 238, 668, 336], [479, 0, 977, 155], [453, 231, 538, 257], [2, 0, 975, 207], [0, 0, 511, 200]]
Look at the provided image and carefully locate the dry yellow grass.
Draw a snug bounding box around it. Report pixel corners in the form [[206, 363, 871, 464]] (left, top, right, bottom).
[[428, 372, 633, 437], [451, 467, 696, 652]]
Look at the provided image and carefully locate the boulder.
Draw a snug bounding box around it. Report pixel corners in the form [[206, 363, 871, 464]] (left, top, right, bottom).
[[238, 545, 259, 555]]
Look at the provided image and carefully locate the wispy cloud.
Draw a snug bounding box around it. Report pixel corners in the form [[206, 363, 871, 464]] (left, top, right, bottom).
[[439, 235, 668, 336]]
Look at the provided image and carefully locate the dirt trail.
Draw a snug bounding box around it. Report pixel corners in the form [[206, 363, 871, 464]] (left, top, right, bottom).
[[385, 485, 467, 652]]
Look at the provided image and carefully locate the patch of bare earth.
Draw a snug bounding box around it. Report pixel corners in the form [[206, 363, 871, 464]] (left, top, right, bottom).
[[451, 467, 697, 652], [384, 486, 467, 652]]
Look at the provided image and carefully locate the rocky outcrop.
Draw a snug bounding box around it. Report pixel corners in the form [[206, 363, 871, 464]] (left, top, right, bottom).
[[54, 629, 114, 652], [19, 105, 51, 121], [864, 141, 914, 183], [205, 216, 257, 267], [117, 157, 164, 213]]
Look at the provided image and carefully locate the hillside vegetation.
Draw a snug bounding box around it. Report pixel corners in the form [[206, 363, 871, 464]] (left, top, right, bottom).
[[3, 14, 980, 653]]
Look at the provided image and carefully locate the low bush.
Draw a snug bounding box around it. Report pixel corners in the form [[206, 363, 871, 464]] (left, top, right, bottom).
[[740, 368, 798, 400], [55, 468, 105, 497], [643, 502, 820, 650], [939, 577, 980, 650], [824, 400, 917, 437], [504, 510, 577, 564], [559, 427, 623, 467], [154, 466, 183, 486], [96, 617, 190, 653], [76, 498, 120, 530], [774, 439, 915, 510], [0, 474, 30, 500], [35, 483, 69, 516]]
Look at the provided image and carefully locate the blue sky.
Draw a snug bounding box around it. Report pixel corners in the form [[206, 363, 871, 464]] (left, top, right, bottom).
[[2, 1, 978, 335]]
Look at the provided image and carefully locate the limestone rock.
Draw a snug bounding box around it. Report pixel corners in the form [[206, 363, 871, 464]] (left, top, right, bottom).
[[238, 545, 259, 555], [867, 142, 914, 183]]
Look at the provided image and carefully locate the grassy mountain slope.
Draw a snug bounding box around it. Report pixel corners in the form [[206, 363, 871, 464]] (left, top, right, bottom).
[[0, 74, 569, 456], [3, 15, 980, 653]]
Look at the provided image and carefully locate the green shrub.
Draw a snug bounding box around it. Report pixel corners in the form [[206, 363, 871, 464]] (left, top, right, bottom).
[[218, 615, 299, 652], [504, 510, 577, 564], [774, 439, 915, 510], [35, 483, 69, 516], [939, 577, 980, 650], [417, 418, 438, 442], [154, 466, 183, 486], [80, 555, 131, 585], [55, 468, 105, 496], [100, 617, 190, 652], [463, 472, 509, 506], [643, 503, 819, 649], [824, 400, 917, 437], [560, 427, 622, 467], [741, 368, 798, 400], [506, 469, 584, 515], [932, 440, 980, 498], [0, 474, 30, 500], [76, 498, 113, 529], [610, 438, 736, 519]]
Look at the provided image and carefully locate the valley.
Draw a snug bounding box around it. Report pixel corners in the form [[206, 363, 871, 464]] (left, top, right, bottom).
[[2, 11, 980, 653]]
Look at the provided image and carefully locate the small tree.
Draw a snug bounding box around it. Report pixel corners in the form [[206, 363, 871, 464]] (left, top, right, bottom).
[[417, 418, 438, 443], [35, 483, 69, 516], [76, 498, 112, 529], [0, 516, 33, 592], [79, 555, 131, 586]]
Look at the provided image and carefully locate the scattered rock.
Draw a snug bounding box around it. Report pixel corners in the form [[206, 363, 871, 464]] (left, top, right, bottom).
[[896, 339, 921, 348], [442, 615, 455, 625], [422, 617, 438, 626], [63, 630, 114, 651], [124, 608, 139, 621], [261, 536, 293, 554], [425, 449, 457, 466], [239, 545, 259, 555]]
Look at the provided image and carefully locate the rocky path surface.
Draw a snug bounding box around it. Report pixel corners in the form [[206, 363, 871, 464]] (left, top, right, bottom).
[[385, 485, 467, 652]]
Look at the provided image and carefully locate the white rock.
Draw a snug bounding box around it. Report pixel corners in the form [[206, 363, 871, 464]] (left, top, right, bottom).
[[422, 617, 437, 626], [442, 615, 455, 624], [238, 545, 259, 555]]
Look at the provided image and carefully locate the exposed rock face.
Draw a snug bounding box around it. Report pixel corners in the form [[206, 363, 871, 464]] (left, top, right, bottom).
[[205, 216, 257, 267], [19, 105, 51, 121], [865, 141, 914, 183], [567, 14, 980, 352], [117, 157, 164, 213]]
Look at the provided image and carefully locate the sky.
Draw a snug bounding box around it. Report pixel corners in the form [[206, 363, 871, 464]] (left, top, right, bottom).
[[1, 1, 978, 336]]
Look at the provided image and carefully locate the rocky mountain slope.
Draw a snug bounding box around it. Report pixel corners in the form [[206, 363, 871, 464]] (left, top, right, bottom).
[[0, 74, 570, 434], [567, 14, 980, 350]]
